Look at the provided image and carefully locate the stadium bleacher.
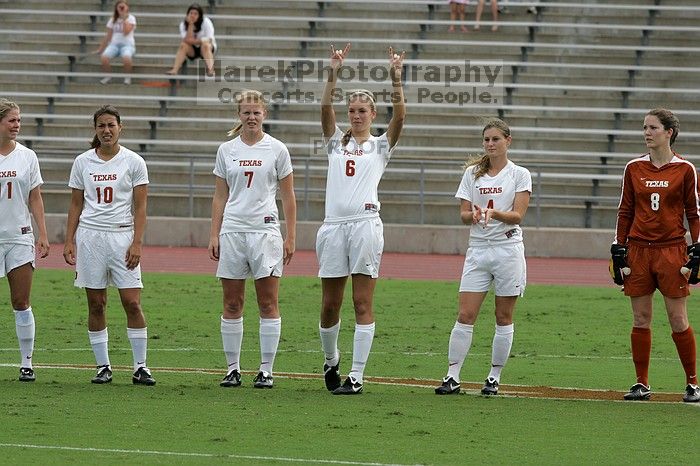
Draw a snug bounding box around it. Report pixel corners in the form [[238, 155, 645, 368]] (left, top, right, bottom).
[[2, 0, 699, 230]]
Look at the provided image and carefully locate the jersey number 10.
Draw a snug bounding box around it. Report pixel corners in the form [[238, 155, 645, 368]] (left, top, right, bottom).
[[96, 186, 114, 204]]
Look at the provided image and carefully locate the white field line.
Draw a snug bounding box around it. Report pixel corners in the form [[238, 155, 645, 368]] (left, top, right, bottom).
[[0, 347, 680, 361], [0, 443, 414, 465]]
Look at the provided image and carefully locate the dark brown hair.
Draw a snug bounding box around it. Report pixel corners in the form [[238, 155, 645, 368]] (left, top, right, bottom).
[[184, 3, 204, 34], [646, 108, 679, 146], [112, 0, 129, 22], [91, 105, 121, 148]]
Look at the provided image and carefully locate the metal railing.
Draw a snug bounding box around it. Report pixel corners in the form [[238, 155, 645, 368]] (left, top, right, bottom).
[[39, 153, 623, 227]]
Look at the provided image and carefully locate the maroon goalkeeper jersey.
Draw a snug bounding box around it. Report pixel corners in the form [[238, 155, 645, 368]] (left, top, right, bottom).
[[615, 153, 700, 244]]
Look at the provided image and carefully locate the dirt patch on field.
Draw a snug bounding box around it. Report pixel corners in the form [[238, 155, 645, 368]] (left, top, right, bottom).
[[37, 363, 685, 403], [366, 376, 684, 403]]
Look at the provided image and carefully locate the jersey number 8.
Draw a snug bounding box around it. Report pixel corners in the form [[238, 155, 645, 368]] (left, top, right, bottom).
[[650, 192, 660, 211]]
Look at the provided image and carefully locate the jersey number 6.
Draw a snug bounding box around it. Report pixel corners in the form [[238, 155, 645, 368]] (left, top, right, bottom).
[[345, 160, 355, 177]]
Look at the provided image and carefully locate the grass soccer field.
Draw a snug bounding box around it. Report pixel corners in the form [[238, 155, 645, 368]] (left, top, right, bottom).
[[1, 270, 698, 464]]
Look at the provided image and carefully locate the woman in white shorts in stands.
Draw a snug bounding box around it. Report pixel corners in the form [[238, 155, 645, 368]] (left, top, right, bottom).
[[63, 105, 155, 386], [435, 118, 531, 396], [95, 0, 136, 85], [209, 90, 296, 390], [0, 98, 50, 383], [317, 43, 406, 395]]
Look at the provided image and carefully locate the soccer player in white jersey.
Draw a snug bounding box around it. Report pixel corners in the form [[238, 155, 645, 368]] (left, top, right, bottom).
[[435, 118, 531, 396], [63, 105, 155, 386], [209, 90, 296, 389], [318, 44, 406, 395], [0, 98, 50, 382]]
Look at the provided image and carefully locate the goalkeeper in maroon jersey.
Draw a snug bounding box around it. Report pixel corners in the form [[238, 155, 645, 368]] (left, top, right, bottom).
[[613, 108, 700, 403]]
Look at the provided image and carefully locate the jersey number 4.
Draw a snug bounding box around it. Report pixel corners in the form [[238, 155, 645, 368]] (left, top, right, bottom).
[[1, 181, 12, 199], [95, 186, 114, 204]]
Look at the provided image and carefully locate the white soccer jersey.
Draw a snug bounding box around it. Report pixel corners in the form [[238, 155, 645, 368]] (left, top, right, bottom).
[[323, 126, 396, 222], [0, 142, 43, 245], [455, 160, 532, 245], [68, 146, 149, 231], [214, 133, 293, 236]]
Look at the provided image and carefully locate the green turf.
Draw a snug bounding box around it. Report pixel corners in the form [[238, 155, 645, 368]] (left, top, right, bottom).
[[0, 269, 698, 465]]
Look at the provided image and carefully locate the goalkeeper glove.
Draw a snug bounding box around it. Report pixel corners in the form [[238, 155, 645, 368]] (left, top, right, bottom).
[[609, 244, 630, 286], [681, 242, 700, 285]]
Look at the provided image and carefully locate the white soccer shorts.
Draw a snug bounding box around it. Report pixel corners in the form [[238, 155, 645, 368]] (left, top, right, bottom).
[[216, 232, 283, 280], [316, 218, 384, 279], [459, 242, 526, 296], [74, 227, 143, 289], [0, 243, 35, 277]]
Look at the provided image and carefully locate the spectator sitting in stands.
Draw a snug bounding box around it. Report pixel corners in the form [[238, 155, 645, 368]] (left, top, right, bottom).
[[166, 3, 217, 77], [94, 0, 136, 85]]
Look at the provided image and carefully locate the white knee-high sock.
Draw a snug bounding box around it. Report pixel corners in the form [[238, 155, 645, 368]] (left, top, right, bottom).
[[446, 322, 474, 382], [259, 317, 281, 374], [349, 322, 375, 383], [221, 317, 243, 372], [319, 321, 340, 367], [15, 308, 35, 369], [88, 328, 110, 368], [127, 327, 148, 371], [487, 324, 514, 382]]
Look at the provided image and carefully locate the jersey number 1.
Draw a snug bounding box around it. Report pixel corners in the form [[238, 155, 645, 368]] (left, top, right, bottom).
[[1, 181, 12, 199]]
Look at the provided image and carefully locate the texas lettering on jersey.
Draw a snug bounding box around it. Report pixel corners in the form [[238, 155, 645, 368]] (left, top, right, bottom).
[[0, 170, 17, 177], [478, 186, 503, 195], [343, 148, 364, 157], [239, 160, 262, 166], [644, 180, 669, 188], [91, 173, 118, 181]]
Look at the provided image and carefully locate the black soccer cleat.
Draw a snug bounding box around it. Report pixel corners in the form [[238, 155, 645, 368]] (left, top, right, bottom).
[[323, 358, 341, 391], [220, 369, 242, 387], [434, 376, 460, 395], [91, 365, 113, 384], [623, 383, 651, 401], [132, 367, 156, 386], [332, 375, 363, 395], [19, 367, 36, 382], [253, 371, 274, 389], [683, 384, 700, 403], [481, 377, 499, 395]]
